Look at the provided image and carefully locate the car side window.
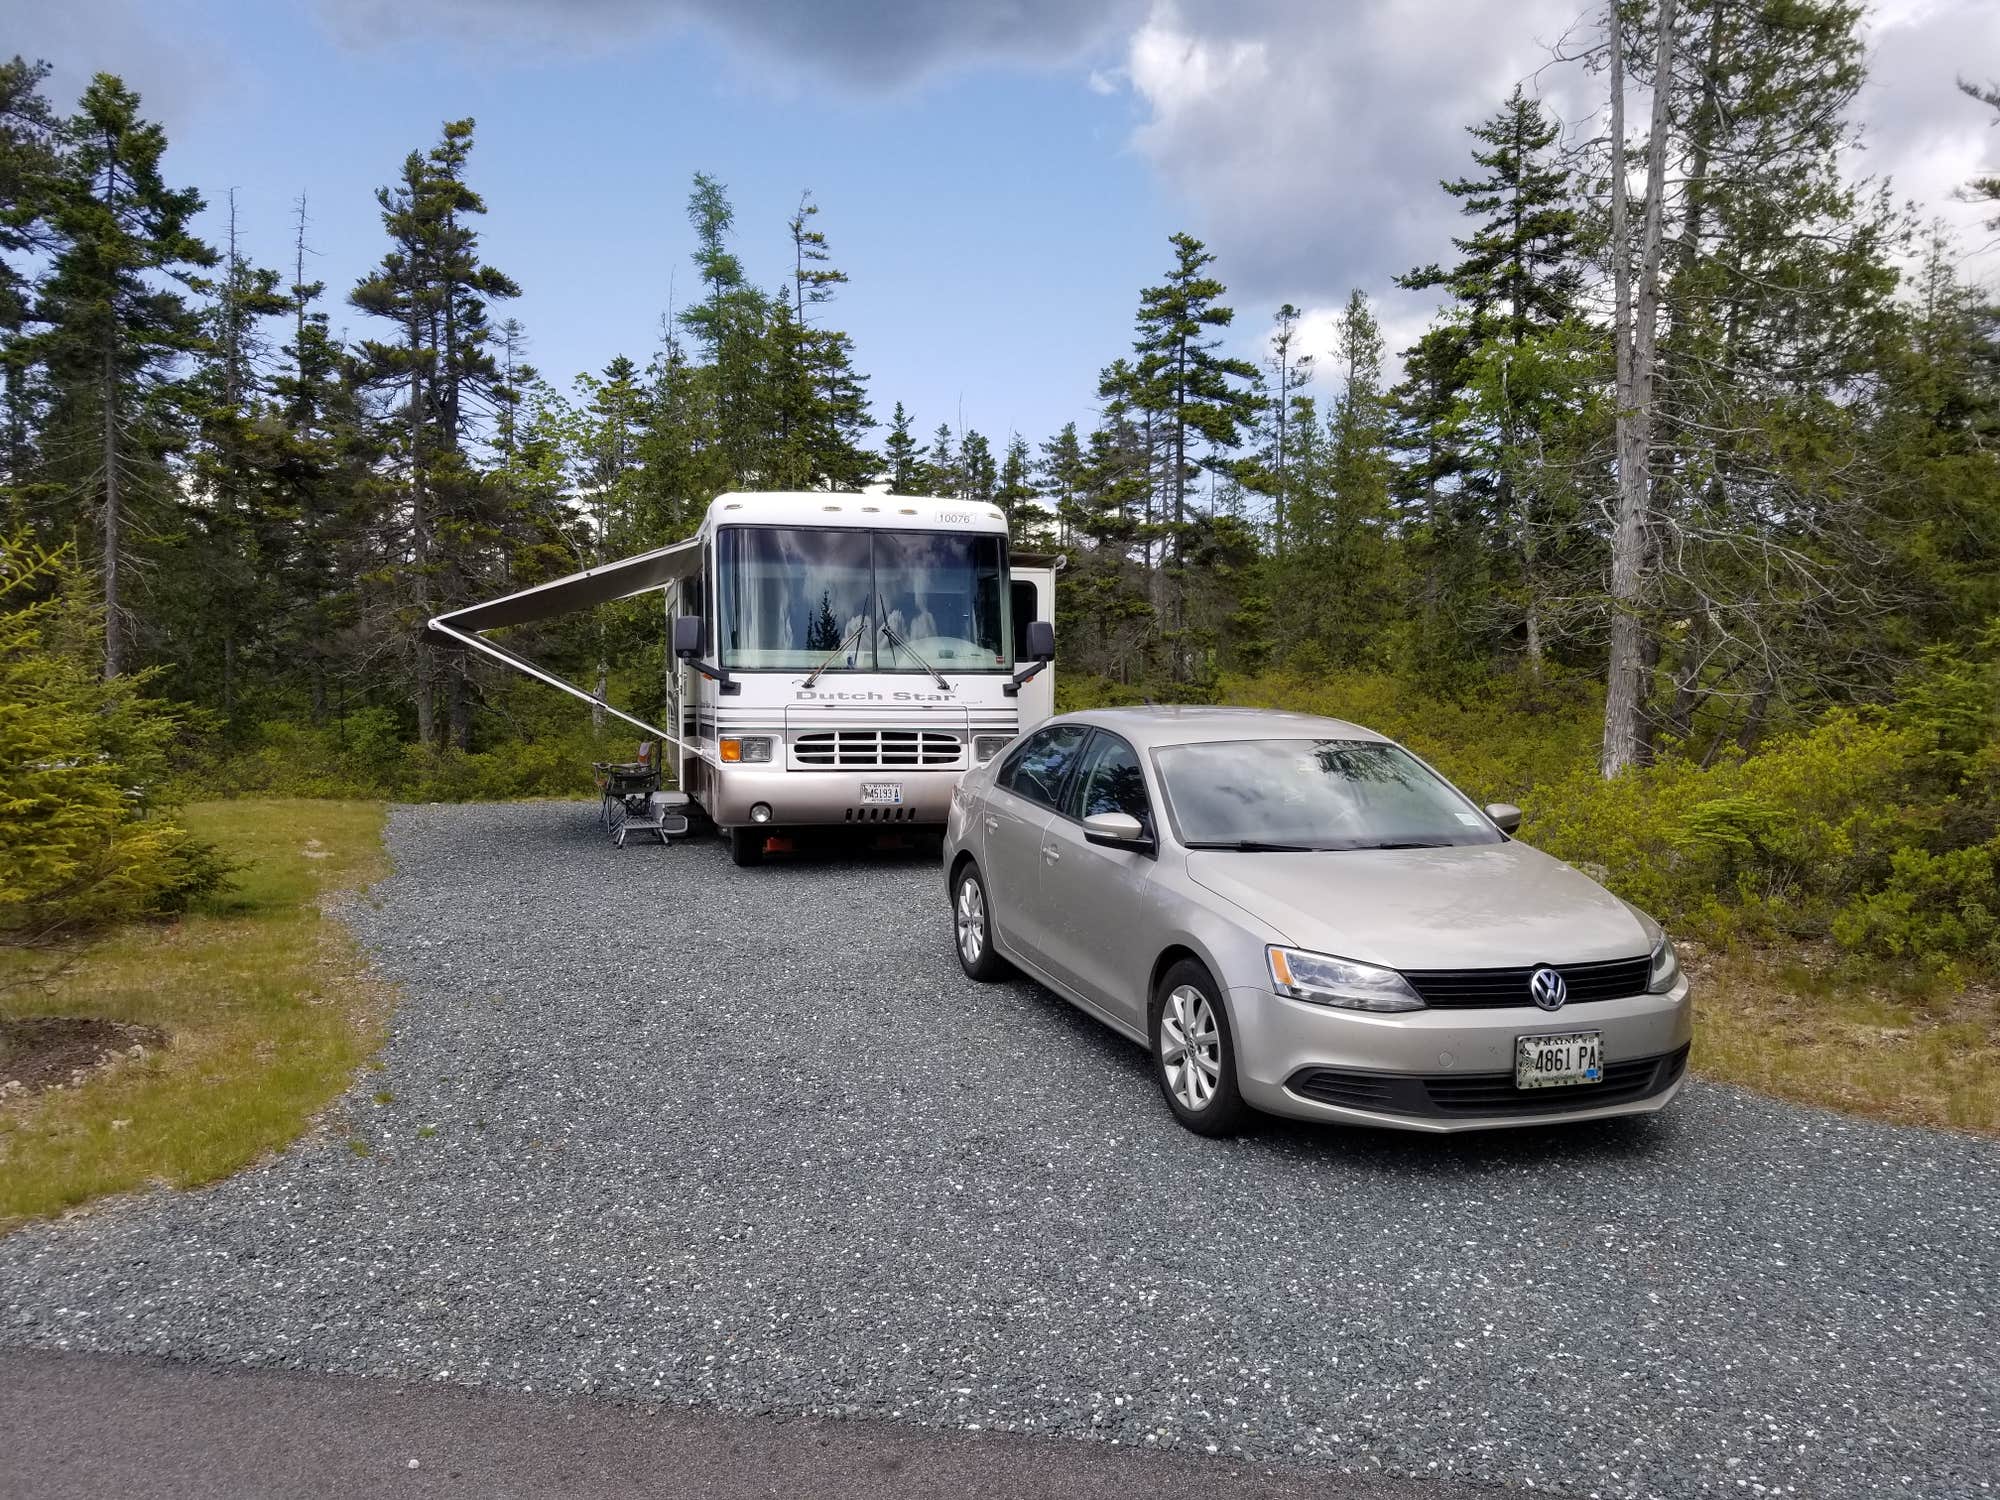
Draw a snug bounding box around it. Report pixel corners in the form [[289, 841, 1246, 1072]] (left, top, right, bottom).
[[1069, 733, 1151, 824], [1001, 725, 1089, 810]]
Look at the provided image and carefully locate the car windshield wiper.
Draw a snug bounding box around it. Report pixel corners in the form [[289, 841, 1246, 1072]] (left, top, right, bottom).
[[875, 597, 951, 690], [1354, 840, 1449, 850], [800, 614, 871, 689], [1183, 840, 1318, 852]]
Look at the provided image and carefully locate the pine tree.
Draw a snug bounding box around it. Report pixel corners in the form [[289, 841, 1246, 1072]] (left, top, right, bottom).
[[350, 117, 521, 747], [1035, 421, 1086, 547], [678, 173, 768, 487], [882, 401, 919, 492], [957, 429, 996, 504], [1129, 232, 1260, 679], [0, 58, 59, 497], [1288, 291, 1391, 664], [1391, 85, 1586, 676], [1260, 303, 1313, 553], [30, 73, 216, 679], [996, 433, 1040, 544]]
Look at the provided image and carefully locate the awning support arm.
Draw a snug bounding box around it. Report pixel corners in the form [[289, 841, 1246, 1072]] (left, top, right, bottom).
[[428, 617, 683, 749]]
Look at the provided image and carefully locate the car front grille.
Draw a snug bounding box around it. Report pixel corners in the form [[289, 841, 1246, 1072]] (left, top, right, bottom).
[[1398, 955, 1652, 1009], [792, 729, 962, 769], [1288, 1044, 1689, 1119]]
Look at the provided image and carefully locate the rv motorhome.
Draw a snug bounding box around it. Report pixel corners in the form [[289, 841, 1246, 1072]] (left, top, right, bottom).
[[430, 491, 1058, 864]]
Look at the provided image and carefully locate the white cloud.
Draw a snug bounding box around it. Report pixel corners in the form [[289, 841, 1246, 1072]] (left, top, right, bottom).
[[1097, 0, 2000, 399]]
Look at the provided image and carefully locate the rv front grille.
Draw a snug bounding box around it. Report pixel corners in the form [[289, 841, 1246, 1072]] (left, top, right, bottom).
[[793, 729, 962, 769]]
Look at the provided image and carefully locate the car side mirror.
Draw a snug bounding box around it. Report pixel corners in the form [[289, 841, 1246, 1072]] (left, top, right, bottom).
[[1485, 802, 1522, 835], [672, 614, 702, 661], [1082, 811, 1152, 853], [1024, 619, 1055, 661]]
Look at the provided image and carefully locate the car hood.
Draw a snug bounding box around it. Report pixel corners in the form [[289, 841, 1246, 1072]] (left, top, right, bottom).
[[1184, 841, 1653, 970]]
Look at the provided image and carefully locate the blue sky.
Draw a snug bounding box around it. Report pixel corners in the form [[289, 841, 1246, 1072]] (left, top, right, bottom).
[[18, 0, 2000, 454]]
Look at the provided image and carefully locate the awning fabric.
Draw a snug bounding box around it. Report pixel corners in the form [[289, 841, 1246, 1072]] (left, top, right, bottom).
[[430, 536, 702, 634]]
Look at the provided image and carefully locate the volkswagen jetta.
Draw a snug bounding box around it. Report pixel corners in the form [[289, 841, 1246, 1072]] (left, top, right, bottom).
[[942, 706, 1691, 1136]]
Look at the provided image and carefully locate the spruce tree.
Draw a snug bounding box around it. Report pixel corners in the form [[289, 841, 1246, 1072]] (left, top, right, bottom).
[[882, 401, 919, 492], [30, 73, 216, 679], [0, 58, 59, 496], [351, 118, 520, 747], [1129, 232, 1260, 678]]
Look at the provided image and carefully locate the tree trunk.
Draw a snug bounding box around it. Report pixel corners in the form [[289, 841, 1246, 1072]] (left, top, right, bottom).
[[1600, 0, 1678, 779], [101, 338, 122, 680]]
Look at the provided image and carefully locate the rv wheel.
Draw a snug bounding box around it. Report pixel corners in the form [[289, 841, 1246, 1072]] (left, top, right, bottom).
[[728, 826, 766, 867]]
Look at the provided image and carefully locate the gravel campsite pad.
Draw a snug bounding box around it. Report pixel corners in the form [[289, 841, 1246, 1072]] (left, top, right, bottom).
[[4, 802, 1997, 1498]]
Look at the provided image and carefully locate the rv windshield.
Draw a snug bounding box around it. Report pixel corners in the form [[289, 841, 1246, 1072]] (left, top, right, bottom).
[[718, 526, 1011, 672]]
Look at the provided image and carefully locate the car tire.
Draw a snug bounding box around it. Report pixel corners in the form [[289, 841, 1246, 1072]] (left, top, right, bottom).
[[952, 863, 1012, 982], [1150, 959, 1247, 1137], [728, 826, 766, 867]]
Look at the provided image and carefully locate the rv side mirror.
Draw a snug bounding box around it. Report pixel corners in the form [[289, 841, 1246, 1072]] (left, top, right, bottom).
[[1484, 802, 1522, 835], [1024, 619, 1055, 661], [672, 614, 703, 661]]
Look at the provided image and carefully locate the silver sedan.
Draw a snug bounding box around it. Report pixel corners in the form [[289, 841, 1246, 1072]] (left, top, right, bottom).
[[943, 706, 1692, 1136]]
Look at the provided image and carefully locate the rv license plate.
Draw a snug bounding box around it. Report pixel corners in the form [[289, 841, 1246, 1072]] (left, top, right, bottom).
[[1515, 1031, 1603, 1089], [861, 782, 904, 805]]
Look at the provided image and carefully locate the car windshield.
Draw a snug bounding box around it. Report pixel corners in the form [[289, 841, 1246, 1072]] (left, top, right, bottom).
[[718, 526, 1011, 671], [1154, 738, 1503, 851]]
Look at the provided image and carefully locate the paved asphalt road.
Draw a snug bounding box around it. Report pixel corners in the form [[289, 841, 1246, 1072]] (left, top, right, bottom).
[[0, 1346, 1470, 1499], [3, 802, 1996, 1499]]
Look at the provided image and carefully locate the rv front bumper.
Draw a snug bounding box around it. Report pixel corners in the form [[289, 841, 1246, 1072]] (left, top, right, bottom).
[[702, 764, 964, 829]]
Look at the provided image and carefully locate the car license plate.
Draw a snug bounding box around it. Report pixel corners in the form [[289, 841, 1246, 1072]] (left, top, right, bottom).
[[861, 782, 903, 805], [1515, 1031, 1604, 1089]]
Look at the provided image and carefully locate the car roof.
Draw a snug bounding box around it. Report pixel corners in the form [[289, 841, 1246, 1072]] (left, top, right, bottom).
[[1052, 704, 1392, 749]]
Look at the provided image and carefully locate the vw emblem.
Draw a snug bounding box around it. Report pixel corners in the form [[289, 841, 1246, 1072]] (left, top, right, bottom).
[[1529, 966, 1568, 1011]]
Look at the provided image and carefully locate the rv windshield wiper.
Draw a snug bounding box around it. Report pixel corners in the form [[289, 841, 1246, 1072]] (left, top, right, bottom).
[[877, 611, 951, 691], [1182, 840, 1317, 852], [800, 615, 871, 690]]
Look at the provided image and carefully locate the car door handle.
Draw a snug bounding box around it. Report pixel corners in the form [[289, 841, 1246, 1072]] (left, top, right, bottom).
[[984, 815, 999, 832], [1042, 844, 1061, 864]]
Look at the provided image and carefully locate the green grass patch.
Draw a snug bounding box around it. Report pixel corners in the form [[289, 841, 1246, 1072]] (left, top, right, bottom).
[[0, 799, 394, 1231]]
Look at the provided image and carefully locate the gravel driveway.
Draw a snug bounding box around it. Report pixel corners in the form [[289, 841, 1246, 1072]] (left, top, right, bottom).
[[3, 801, 1996, 1499]]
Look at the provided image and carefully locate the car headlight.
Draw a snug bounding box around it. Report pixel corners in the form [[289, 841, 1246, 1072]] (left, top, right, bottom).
[[1647, 934, 1681, 994], [719, 735, 773, 764], [973, 734, 1010, 764], [1267, 946, 1426, 1012]]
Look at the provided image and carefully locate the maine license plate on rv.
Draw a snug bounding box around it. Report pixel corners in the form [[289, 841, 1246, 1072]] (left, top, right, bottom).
[[1515, 1031, 1603, 1089], [861, 782, 904, 805]]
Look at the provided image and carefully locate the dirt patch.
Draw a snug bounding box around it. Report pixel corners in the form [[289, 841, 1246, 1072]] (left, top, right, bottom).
[[0, 1018, 168, 1097]]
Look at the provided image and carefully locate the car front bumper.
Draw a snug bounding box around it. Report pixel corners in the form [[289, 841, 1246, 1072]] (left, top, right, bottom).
[[1226, 978, 1695, 1133]]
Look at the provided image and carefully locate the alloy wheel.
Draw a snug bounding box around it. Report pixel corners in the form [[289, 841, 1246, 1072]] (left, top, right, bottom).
[[1160, 984, 1222, 1111], [956, 875, 986, 965]]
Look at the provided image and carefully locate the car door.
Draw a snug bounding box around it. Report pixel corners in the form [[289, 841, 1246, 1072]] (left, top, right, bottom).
[[1034, 730, 1161, 1030], [980, 723, 1090, 962]]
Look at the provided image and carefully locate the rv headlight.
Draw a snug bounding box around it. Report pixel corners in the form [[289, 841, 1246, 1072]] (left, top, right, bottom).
[[973, 734, 1010, 764], [1267, 946, 1425, 1013], [719, 736, 772, 764], [1647, 934, 1681, 994]]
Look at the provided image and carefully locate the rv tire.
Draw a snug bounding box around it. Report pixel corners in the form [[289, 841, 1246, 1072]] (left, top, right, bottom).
[[728, 826, 766, 867]]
